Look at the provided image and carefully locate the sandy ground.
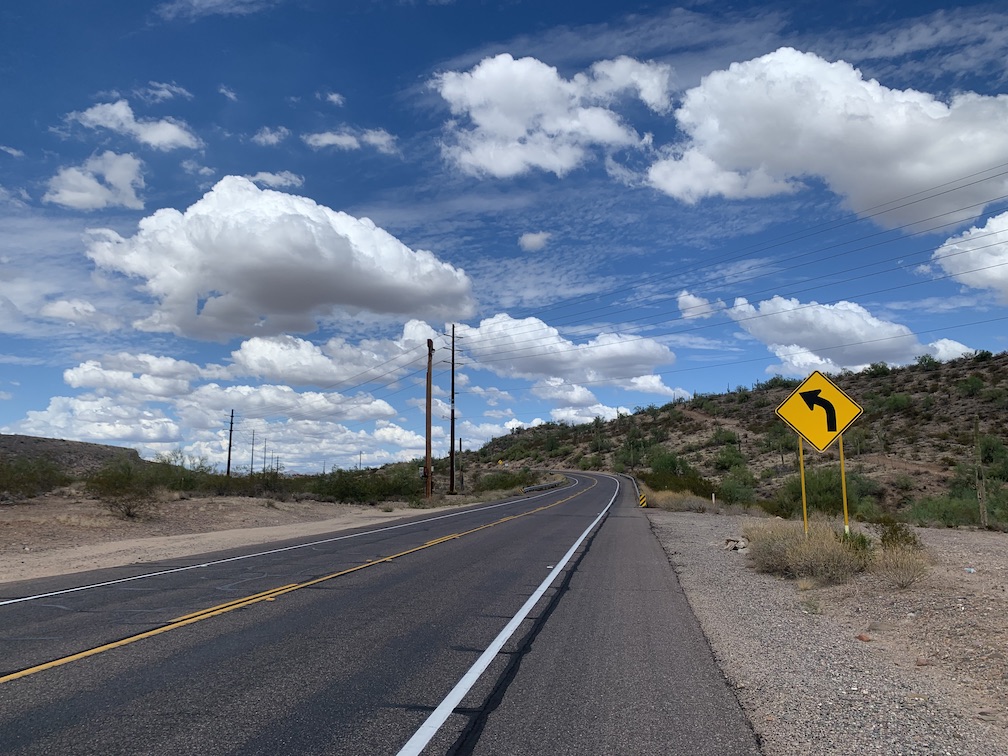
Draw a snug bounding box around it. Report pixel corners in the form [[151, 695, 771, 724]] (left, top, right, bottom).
[[0, 492, 428, 584]]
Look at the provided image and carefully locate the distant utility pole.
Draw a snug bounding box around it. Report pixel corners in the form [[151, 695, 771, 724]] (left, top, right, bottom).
[[458, 437, 464, 492], [425, 338, 434, 498], [449, 324, 456, 494], [226, 409, 234, 477], [250, 429, 255, 477]]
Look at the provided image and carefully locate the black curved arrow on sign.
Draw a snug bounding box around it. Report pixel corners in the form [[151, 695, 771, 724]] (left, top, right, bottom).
[[800, 389, 837, 432]]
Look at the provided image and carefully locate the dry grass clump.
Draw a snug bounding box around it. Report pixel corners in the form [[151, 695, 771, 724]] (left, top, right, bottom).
[[744, 519, 871, 586], [872, 545, 931, 588], [645, 488, 711, 512], [745, 517, 932, 589]]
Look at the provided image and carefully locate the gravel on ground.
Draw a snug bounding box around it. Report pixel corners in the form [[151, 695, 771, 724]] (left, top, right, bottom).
[[648, 509, 1008, 756]]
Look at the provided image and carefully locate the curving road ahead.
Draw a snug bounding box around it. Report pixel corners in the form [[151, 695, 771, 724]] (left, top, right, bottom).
[[0, 473, 759, 755]]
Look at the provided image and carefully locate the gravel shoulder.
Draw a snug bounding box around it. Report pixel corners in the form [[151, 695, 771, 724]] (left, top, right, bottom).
[[648, 509, 1008, 756]]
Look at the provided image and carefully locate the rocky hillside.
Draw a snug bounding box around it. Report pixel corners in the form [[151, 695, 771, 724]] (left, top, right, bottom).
[[0, 434, 143, 477], [474, 350, 1008, 519]]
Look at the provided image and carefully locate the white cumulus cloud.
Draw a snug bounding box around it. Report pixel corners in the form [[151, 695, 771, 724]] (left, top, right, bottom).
[[728, 295, 966, 374], [456, 313, 674, 384], [252, 126, 290, 146], [649, 47, 1008, 227], [84, 176, 475, 339], [518, 231, 552, 252], [677, 290, 723, 319], [532, 377, 596, 406], [43, 151, 144, 210], [303, 128, 397, 154], [70, 100, 201, 150], [932, 211, 1008, 303], [434, 53, 673, 178]]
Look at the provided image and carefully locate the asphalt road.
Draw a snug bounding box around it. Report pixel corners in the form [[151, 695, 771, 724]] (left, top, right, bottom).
[[0, 473, 759, 755]]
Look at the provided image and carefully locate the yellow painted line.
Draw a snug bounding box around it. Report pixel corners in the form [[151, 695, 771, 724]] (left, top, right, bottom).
[[170, 584, 300, 623], [1, 479, 597, 685]]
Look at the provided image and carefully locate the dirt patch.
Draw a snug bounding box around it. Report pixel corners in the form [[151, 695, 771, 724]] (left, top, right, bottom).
[[812, 525, 1008, 727]]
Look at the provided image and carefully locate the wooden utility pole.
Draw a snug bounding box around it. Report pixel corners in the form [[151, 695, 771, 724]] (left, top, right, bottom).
[[449, 324, 456, 494], [425, 338, 434, 498], [226, 409, 234, 477]]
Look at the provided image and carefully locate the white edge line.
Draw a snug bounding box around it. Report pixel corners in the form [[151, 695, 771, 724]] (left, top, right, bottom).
[[396, 474, 619, 756], [0, 480, 577, 608]]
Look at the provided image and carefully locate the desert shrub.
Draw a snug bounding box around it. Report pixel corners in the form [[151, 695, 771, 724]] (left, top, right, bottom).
[[908, 495, 979, 527], [871, 519, 923, 550], [755, 375, 801, 390], [873, 546, 930, 588], [641, 459, 716, 499], [0, 457, 71, 498], [710, 427, 739, 446], [713, 445, 745, 470], [645, 488, 710, 512], [768, 466, 880, 519], [915, 354, 941, 371], [862, 362, 891, 377], [956, 374, 984, 397], [719, 466, 756, 505], [472, 468, 537, 493], [87, 459, 159, 502], [648, 448, 683, 475], [311, 465, 425, 503], [744, 520, 872, 585], [744, 520, 797, 576], [884, 393, 912, 412]]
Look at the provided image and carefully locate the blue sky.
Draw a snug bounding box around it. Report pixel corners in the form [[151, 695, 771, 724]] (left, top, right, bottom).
[[3, 0, 1008, 472]]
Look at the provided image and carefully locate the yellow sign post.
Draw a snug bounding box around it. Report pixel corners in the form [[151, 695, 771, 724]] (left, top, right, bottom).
[[776, 371, 864, 534]]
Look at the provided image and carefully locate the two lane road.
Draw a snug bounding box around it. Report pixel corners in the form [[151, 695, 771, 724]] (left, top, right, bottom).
[[0, 473, 759, 754]]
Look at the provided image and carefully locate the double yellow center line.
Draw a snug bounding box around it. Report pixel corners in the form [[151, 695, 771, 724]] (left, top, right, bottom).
[[1, 482, 592, 685]]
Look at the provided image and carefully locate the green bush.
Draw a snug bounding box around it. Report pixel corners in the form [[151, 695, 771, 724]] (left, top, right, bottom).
[[956, 374, 984, 397], [884, 393, 912, 412], [474, 468, 536, 492], [641, 463, 716, 499], [87, 459, 160, 509], [0, 457, 70, 498], [769, 466, 880, 519], [908, 495, 982, 527], [862, 362, 891, 377], [710, 427, 739, 446], [713, 445, 745, 470], [719, 466, 756, 505], [871, 519, 923, 550]]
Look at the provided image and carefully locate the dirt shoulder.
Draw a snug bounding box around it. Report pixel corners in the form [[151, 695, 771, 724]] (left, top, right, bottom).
[[0, 491, 425, 584]]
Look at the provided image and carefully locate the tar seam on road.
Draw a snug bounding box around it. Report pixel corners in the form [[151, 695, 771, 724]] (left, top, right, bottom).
[[0, 478, 597, 686], [0, 480, 578, 608], [395, 475, 619, 756]]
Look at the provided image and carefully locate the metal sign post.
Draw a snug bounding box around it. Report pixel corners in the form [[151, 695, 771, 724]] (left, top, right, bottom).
[[777, 371, 864, 535]]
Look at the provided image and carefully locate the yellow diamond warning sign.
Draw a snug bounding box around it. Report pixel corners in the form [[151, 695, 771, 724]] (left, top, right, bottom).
[[776, 371, 863, 452]]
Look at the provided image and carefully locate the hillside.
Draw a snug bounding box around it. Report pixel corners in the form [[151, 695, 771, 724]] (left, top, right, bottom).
[[474, 350, 1008, 524], [0, 434, 143, 477]]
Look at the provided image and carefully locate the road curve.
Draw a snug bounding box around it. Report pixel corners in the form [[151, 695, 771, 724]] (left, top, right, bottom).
[[0, 473, 758, 754]]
